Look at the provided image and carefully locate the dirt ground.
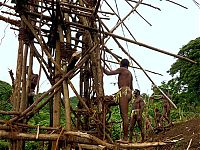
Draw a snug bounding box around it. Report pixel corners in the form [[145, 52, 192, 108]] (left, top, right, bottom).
[[146, 116, 200, 150]]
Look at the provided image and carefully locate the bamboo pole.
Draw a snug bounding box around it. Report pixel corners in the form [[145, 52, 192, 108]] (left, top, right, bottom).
[[104, 31, 196, 64], [20, 44, 28, 112], [52, 28, 62, 150], [62, 0, 72, 128], [79, 0, 106, 138], [62, 74, 71, 131], [10, 20, 25, 150], [12, 28, 24, 112]]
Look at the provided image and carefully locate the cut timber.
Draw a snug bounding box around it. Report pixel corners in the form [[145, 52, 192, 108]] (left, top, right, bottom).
[[78, 144, 106, 150], [0, 130, 114, 149], [117, 141, 173, 149]]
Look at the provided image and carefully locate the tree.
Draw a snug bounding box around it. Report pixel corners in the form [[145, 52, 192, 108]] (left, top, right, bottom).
[[167, 37, 200, 106]]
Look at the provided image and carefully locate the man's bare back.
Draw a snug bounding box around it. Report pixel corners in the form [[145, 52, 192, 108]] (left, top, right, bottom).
[[118, 67, 133, 89]]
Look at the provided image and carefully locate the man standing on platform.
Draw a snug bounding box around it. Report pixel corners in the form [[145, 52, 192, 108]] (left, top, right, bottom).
[[103, 58, 133, 143]]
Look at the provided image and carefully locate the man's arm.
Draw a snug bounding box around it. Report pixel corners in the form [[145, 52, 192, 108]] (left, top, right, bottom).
[[140, 98, 145, 112], [130, 75, 133, 90], [103, 67, 121, 75]]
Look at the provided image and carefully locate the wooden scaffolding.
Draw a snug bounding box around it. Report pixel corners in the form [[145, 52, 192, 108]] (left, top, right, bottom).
[[0, 0, 196, 149]]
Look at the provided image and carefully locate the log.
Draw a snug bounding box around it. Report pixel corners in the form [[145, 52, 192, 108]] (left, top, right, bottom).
[[117, 141, 171, 149], [0, 111, 20, 115], [0, 130, 66, 141], [78, 144, 106, 150], [0, 130, 114, 149], [0, 129, 177, 149], [66, 131, 114, 149]]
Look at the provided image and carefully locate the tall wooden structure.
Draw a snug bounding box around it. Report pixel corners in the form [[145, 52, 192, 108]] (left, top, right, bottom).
[[0, 0, 196, 149]]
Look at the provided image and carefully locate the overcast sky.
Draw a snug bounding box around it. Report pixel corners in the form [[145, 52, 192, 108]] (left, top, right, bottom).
[[0, 0, 199, 96]]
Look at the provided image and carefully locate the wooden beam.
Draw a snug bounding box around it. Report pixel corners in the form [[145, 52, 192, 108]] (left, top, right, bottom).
[[104, 31, 197, 64]]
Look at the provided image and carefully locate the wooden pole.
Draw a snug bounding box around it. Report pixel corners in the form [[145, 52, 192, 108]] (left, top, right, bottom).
[[104, 31, 196, 64], [20, 44, 28, 112], [61, 0, 72, 135], [52, 28, 62, 150]]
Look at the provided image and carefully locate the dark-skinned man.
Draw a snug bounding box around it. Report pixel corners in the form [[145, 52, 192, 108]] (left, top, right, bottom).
[[129, 89, 145, 143], [103, 58, 133, 143]]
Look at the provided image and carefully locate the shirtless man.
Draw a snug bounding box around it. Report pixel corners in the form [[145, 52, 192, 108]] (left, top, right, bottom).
[[103, 58, 133, 143], [161, 93, 172, 126], [145, 114, 153, 132], [150, 90, 172, 127], [26, 66, 39, 106], [154, 108, 162, 129], [129, 89, 145, 142]]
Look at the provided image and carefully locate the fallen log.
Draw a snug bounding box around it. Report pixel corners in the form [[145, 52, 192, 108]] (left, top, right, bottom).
[[117, 141, 173, 149], [0, 130, 114, 149], [78, 144, 106, 150]]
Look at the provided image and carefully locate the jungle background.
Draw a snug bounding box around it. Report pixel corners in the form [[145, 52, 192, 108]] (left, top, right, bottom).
[[1, 37, 200, 149]]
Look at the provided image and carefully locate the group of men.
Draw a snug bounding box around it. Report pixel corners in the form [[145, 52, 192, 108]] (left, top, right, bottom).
[[103, 58, 172, 143], [26, 58, 172, 143]]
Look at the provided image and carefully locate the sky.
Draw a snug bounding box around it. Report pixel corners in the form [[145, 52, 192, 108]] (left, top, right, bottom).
[[0, 0, 199, 97]]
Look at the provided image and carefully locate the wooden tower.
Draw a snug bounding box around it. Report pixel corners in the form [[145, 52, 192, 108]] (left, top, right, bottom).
[[0, 0, 196, 149]]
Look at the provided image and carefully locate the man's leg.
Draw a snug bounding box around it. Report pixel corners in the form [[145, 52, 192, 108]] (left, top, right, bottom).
[[119, 90, 129, 142], [129, 114, 136, 143], [163, 106, 170, 124], [137, 115, 145, 142]]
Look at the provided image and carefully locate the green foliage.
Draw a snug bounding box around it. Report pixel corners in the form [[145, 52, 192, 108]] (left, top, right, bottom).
[[70, 96, 79, 109], [109, 105, 121, 140], [0, 140, 9, 150], [0, 80, 12, 120], [0, 80, 12, 103], [167, 37, 200, 105], [25, 141, 47, 150], [28, 96, 78, 127]]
